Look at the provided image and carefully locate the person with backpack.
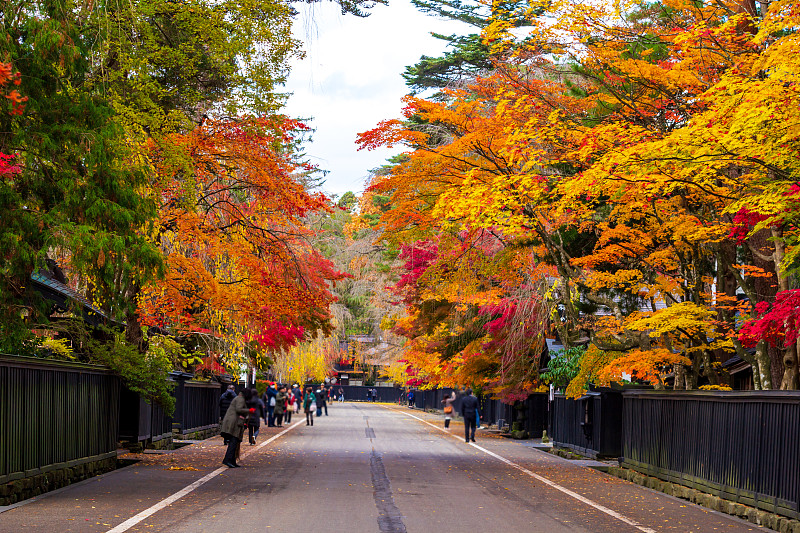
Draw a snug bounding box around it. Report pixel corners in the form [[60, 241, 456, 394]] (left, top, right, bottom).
[[284, 387, 294, 424], [442, 390, 456, 429], [264, 382, 277, 427], [274, 385, 287, 427], [316, 385, 328, 416], [303, 386, 316, 426]]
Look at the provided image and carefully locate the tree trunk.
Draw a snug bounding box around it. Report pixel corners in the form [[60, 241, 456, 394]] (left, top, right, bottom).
[[780, 340, 800, 390], [674, 364, 686, 390], [733, 338, 761, 389], [124, 283, 148, 353], [702, 350, 719, 385], [755, 340, 773, 390], [748, 228, 779, 387]]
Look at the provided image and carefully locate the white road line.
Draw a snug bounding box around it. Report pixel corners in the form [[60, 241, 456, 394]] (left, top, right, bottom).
[[397, 409, 657, 533], [105, 420, 304, 533]]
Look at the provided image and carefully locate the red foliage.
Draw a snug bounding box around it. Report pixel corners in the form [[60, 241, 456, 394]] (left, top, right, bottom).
[[391, 240, 439, 305], [739, 290, 800, 349], [728, 208, 771, 244]]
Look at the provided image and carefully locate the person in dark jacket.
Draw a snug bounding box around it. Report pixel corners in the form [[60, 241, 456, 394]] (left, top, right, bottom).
[[284, 387, 293, 424], [247, 389, 263, 445], [291, 384, 301, 415], [264, 382, 278, 427], [460, 388, 479, 443], [220, 388, 254, 467], [316, 386, 327, 416], [218, 385, 236, 444], [274, 386, 287, 427]]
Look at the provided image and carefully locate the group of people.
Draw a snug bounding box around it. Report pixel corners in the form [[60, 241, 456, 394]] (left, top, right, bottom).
[[217, 382, 337, 468], [440, 388, 480, 443]]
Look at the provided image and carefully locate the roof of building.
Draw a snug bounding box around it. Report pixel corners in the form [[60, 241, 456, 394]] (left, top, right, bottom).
[[30, 271, 114, 326]]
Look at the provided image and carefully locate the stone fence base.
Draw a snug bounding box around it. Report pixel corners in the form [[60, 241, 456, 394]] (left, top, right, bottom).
[[0, 454, 117, 506], [608, 466, 800, 533]]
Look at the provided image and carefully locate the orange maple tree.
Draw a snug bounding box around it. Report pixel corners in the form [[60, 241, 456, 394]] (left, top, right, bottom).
[[138, 116, 347, 369]]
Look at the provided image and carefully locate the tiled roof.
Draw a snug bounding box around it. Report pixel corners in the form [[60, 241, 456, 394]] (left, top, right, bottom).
[[30, 271, 110, 321]]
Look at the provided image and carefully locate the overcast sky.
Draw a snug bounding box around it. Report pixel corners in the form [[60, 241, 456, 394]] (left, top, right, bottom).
[[283, 0, 470, 199]]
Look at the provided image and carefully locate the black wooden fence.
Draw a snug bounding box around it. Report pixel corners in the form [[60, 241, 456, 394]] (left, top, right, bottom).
[[119, 374, 221, 446], [622, 390, 800, 519], [551, 388, 624, 458], [118, 387, 172, 446], [0, 355, 120, 486], [336, 385, 405, 403], [174, 377, 220, 438]]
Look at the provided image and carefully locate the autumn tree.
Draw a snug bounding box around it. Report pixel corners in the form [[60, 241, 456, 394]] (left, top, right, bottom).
[[0, 3, 162, 353], [360, 0, 800, 396]]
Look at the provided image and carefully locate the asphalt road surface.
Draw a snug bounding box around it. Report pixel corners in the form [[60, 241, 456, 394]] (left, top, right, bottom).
[[0, 403, 765, 532]]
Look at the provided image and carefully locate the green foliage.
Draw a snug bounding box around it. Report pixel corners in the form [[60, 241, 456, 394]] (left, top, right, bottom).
[[337, 191, 358, 210], [21, 321, 176, 413], [403, 34, 493, 93], [333, 0, 389, 17], [147, 334, 203, 371], [97, 0, 299, 130], [89, 331, 176, 415], [38, 338, 75, 360], [541, 346, 586, 391], [0, 0, 163, 337], [404, 0, 532, 93]]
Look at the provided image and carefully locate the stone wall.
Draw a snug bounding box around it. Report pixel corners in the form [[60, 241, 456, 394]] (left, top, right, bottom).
[[0, 455, 117, 506]]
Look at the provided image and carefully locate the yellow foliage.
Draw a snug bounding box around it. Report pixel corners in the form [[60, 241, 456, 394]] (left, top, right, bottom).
[[699, 384, 733, 391]]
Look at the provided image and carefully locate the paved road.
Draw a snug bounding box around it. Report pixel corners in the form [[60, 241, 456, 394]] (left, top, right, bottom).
[[0, 403, 764, 532]]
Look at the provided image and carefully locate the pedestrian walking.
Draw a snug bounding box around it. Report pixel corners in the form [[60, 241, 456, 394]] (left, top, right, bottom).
[[442, 390, 456, 429], [264, 382, 277, 427], [407, 389, 415, 408], [304, 386, 316, 426], [247, 388, 263, 445], [460, 388, 479, 443], [274, 386, 287, 427], [220, 388, 254, 467], [284, 387, 294, 424], [338, 386, 344, 402], [316, 385, 328, 416], [372, 388, 378, 402], [292, 384, 301, 414], [218, 385, 236, 445]]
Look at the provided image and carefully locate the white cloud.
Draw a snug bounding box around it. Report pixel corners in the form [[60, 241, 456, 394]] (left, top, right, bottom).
[[283, 0, 471, 197]]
